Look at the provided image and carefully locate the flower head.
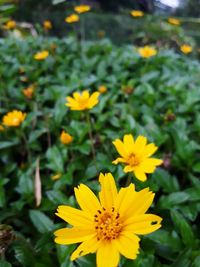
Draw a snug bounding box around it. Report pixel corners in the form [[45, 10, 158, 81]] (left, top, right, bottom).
[[138, 46, 157, 58], [60, 130, 73, 145], [112, 134, 163, 182], [54, 173, 162, 267], [4, 20, 16, 30], [98, 85, 107, 94], [65, 14, 80, 23], [130, 10, 144, 17], [66, 90, 100, 111], [168, 17, 181, 26], [43, 20, 52, 30], [23, 85, 34, 99], [180, 44, 192, 54], [2, 110, 26, 127], [34, 50, 49, 60], [74, 5, 91, 14]]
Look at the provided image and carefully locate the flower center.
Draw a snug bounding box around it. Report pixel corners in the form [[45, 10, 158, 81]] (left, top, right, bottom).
[[127, 153, 140, 167], [79, 98, 88, 108], [94, 208, 122, 241]]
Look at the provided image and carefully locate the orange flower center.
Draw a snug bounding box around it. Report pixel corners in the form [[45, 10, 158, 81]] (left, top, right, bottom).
[[94, 208, 122, 241], [127, 153, 140, 166]]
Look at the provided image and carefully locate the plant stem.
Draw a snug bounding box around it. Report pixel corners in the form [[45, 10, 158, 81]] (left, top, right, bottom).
[[85, 111, 96, 163], [126, 173, 132, 187]]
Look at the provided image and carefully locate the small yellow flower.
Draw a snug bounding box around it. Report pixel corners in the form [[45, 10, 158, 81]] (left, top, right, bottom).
[[43, 20, 52, 30], [130, 10, 144, 17], [112, 134, 163, 182], [23, 85, 34, 99], [74, 5, 91, 14], [98, 85, 107, 94], [168, 17, 181, 26], [54, 173, 162, 266], [4, 20, 16, 30], [65, 14, 80, 23], [34, 50, 49, 60], [2, 110, 26, 127], [66, 90, 100, 111], [60, 130, 73, 145], [180, 44, 192, 54], [0, 125, 4, 131], [138, 46, 157, 58], [51, 173, 62, 180]]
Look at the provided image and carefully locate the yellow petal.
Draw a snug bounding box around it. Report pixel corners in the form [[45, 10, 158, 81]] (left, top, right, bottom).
[[115, 184, 136, 215], [143, 143, 158, 157], [71, 236, 100, 261], [124, 214, 162, 235], [112, 157, 126, 164], [112, 139, 128, 157], [99, 173, 118, 210], [82, 90, 90, 99], [73, 92, 81, 101], [54, 227, 94, 245], [88, 92, 100, 108], [134, 168, 147, 181], [56, 205, 93, 227], [124, 165, 135, 173], [96, 242, 120, 267], [74, 184, 102, 215], [134, 135, 147, 152], [113, 233, 140, 259], [123, 134, 135, 153]]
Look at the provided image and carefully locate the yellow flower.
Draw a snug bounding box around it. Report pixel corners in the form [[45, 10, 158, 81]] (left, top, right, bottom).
[[0, 125, 4, 131], [34, 50, 49, 60], [65, 14, 80, 23], [54, 173, 162, 267], [130, 10, 144, 17], [168, 17, 181, 26], [180, 44, 192, 54], [98, 85, 107, 94], [112, 134, 163, 182], [138, 46, 157, 58], [43, 20, 52, 30], [2, 110, 26, 127], [66, 90, 100, 111], [23, 85, 34, 99], [74, 5, 91, 14], [60, 130, 73, 145], [4, 20, 16, 30], [51, 173, 62, 180]]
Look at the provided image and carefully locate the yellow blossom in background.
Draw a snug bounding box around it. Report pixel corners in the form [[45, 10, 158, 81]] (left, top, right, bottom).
[[138, 46, 157, 58], [130, 10, 144, 17], [51, 173, 62, 180], [180, 44, 193, 54], [168, 17, 181, 26], [2, 110, 26, 127], [98, 85, 107, 94], [60, 130, 73, 145], [0, 125, 4, 131], [112, 134, 163, 182], [54, 173, 162, 267], [65, 14, 80, 23], [4, 20, 16, 30], [66, 90, 100, 111], [74, 5, 91, 14], [43, 20, 52, 30], [23, 85, 34, 99], [34, 50, 49, 60]]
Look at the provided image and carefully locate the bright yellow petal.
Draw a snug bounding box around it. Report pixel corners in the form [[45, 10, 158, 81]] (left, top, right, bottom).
[[113, 233, 140, 259], [54, 227, 94, 245], [82, 90, 90, 99], [134, 135, 147, 152], [144, 158, 163, 166], [71, 236, 100, 261], [112, 157, 127, 164], [134, 168, 147, 181], [123, 134, 135, 153], [115, 184, 135, 215], [124, 165, 135, 173], [112, 139, 128, 158], [143, 143, 158, 157], [99, 173, 118, 210], [56, 205, 93, 227], [124, 214, 162, 235], [74, 184, 102, 215], [88, 92, 100, 108], [73, 92, 81, 101], [96, 242, 120, 267]]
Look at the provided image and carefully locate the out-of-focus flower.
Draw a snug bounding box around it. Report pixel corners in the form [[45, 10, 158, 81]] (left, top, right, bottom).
[[138, 46, 157, 58], [74, 5, 91, 14], [51, 173, 62, 180], [65, 14, 80, 23], [130, 10, 144, 17], [168, 17, 181, 26], [60, 130, 73, 145], [66, 90, 100, 111], [4, 20, 16, 30], [34, 50, 49, 60], [0, 125, 4, 131], [2, 110, 26, 127], [23, 85, 34, 99], [121, 85, 134, 94], [98, 85, 107, 94], [54, 172, 162, 266], [43, 20, 52, 30], [112, 134, 163, 182], [180, 44, 192, 54]]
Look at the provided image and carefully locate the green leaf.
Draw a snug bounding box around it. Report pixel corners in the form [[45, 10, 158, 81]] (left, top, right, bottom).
[[0, 260, 12, 267], [29, 210, 54, 233]]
